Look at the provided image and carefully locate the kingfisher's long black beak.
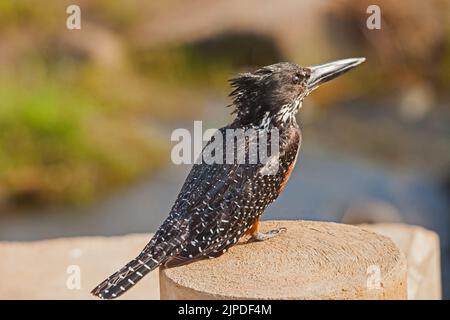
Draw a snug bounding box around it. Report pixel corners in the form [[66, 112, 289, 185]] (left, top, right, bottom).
[[307, 57, 365, 90]]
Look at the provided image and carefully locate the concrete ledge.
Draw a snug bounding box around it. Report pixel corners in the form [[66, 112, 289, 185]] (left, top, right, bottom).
[[0, 234, 159, 300], [160, 220, 407, 299], [0, 221, 441, 299], [362, 223, 441, 299]]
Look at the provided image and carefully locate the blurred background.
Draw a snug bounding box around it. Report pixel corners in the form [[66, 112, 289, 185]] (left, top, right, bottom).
[[0, 0, 449, 297]]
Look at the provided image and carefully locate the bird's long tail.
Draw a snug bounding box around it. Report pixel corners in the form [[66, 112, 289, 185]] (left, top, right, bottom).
[[91, 249, 163, 299]]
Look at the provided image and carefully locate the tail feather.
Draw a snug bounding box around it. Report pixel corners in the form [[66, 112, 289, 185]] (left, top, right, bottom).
[[91, 252, 162, 299]]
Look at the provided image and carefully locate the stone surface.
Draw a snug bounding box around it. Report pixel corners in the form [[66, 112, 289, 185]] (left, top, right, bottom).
[[0, 234, 159, 300], [0, 221, 440, 299], [160, 220, 407, 299], [362, 223, 441, 299]]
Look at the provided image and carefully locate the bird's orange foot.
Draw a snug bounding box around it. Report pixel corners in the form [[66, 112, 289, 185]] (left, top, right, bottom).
[[247, 227, 287, 242]]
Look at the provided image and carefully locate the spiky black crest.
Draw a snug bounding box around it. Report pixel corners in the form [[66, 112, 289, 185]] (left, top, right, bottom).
[[229, 62, 310, 126]]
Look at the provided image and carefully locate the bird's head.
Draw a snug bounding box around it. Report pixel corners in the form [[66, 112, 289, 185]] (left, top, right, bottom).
[[230, 57, 365, 127]]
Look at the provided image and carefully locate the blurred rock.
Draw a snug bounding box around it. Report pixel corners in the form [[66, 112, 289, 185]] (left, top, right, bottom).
[[324, 0, 449, 90], [57, 23, 126, 68], [362, 223, 442, 299], [399, 83, 435, 122], [130, 0, 328, 58], [342, 200, 402, 224]]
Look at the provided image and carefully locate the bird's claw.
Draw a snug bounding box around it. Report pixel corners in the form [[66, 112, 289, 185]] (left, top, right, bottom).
[[247, 227, 287, 242]]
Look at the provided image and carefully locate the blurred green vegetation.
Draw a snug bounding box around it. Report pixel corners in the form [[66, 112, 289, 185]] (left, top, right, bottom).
[[0, 72, 168, 206], [0, 3, 183, 207], [0, 0, 449, 209], [0, 1, 242, 208]]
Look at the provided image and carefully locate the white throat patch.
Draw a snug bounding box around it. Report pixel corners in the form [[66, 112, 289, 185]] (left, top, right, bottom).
[[275, 99, 302, 124]]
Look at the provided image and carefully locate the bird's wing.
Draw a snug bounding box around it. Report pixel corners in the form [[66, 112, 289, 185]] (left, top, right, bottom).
[[150, 128, 274, 266], [162, 162, 261, 267]]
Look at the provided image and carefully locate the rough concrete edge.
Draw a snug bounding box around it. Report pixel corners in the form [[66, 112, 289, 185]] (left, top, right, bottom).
[[161, 220, 408, 300]]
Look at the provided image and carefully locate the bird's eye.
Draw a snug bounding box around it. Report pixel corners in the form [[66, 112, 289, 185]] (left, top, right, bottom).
[[292, 74, 301, 84]]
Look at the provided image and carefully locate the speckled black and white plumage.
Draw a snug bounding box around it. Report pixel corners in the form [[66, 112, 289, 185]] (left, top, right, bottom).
[[91, 62, 309, 299], [92, 60, 353, 299]]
